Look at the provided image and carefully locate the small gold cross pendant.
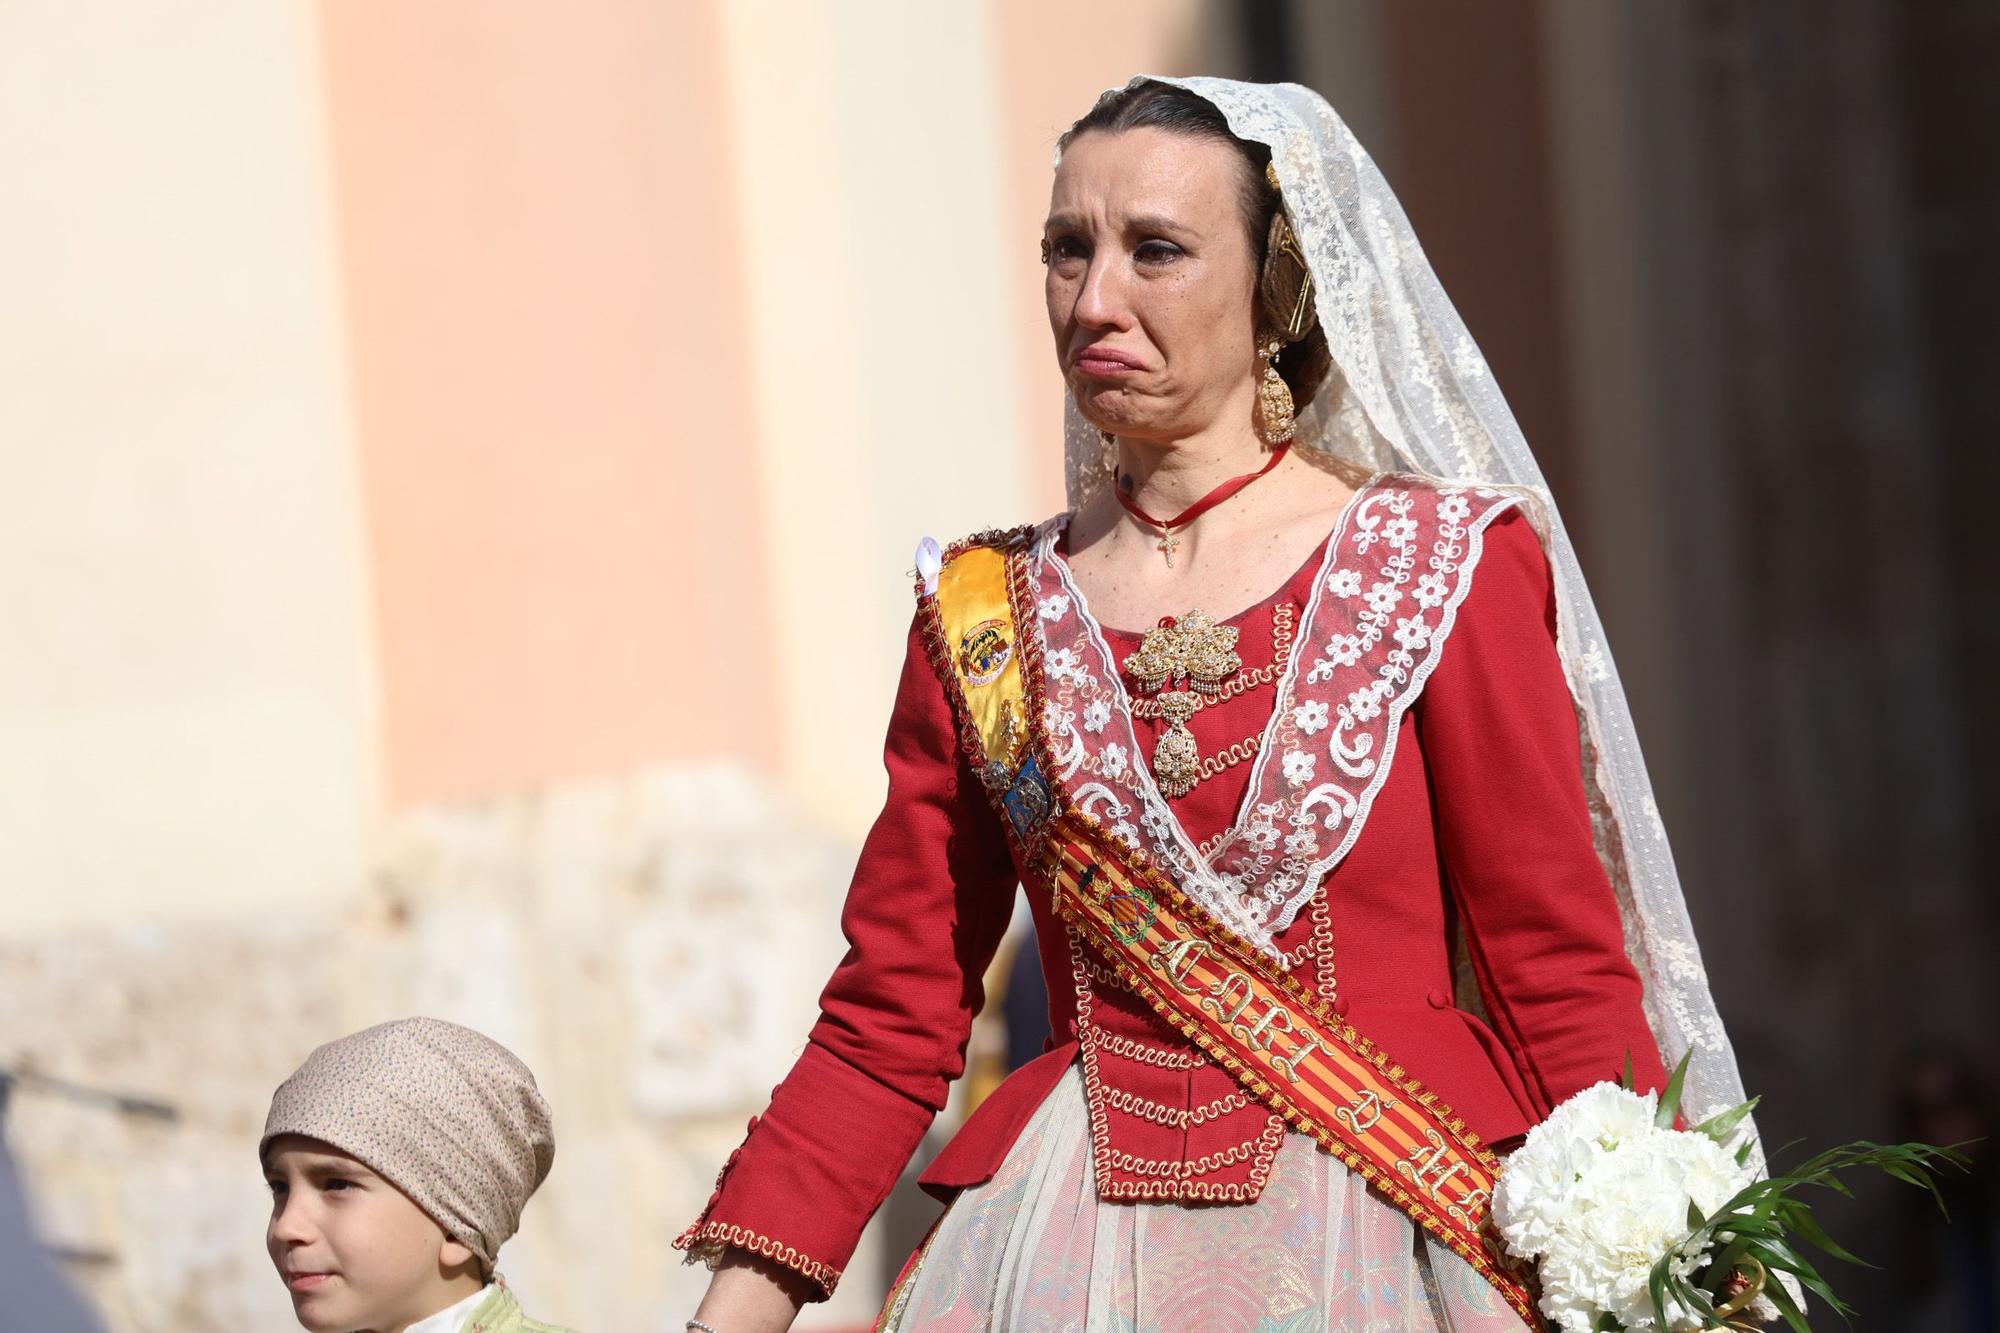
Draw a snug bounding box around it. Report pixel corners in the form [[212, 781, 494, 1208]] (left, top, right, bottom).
[[1158, 529, 1180, 567]]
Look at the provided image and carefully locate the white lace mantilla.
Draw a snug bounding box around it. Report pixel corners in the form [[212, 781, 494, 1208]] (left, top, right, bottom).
[[1054, 75, 1757, 1140], [1031, 474, 1519, 956]]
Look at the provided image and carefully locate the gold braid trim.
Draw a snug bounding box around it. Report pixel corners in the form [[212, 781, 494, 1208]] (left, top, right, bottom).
[[1072, 928, 1286, 1203], [1102, 1116, 1287, 1178], [1057, 818, 1491, 1155], [1099, 1084, 1253, 1129], [1092, 1028, 1207, 1070], [674, 1221, 843, 1299], [1076, 950, 1126, 990]]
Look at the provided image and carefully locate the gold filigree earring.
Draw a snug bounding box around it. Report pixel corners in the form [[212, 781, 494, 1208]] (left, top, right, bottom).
[[1254, 335, 1295, 444], [1254, 166, 1312, 446]]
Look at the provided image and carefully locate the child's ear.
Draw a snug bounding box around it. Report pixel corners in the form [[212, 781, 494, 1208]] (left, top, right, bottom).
[[438, 1236, 479, 1275]]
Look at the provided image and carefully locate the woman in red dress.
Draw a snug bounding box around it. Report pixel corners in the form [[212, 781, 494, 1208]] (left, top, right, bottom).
[[677, 77, 1755, 1333]]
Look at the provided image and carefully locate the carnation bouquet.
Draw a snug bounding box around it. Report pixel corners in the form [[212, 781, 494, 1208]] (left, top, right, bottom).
[[1492, 1055, 1966, 1332]]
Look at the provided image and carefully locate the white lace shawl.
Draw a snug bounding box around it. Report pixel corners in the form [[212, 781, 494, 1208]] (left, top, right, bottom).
[[1055, 76, 1755, 1142]]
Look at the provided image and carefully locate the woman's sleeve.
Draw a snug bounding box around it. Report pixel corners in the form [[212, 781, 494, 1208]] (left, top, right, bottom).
[[1415, 506, 1671, 1120], [673, 611, 1019, 1298]]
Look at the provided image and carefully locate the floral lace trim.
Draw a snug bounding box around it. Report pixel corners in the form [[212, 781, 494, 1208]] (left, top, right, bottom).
[[1030, 478, 1520, 953], [1032, 516, 1316, 950], [1235, 484, 1522, 933], [673, 1221, 842, 1298]]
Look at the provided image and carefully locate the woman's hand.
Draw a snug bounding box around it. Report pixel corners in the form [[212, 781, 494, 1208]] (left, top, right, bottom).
[[687, 1249, 818, 1333]]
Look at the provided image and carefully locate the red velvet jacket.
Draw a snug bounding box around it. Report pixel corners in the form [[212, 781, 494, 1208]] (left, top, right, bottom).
[[674, 505, 1669, 1298]]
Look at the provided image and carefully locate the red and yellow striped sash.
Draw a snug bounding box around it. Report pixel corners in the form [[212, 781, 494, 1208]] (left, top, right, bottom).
[[1047, 813, 1539, 1327]]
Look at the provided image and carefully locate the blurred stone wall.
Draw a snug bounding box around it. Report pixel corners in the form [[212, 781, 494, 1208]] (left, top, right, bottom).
[[0, 762, 942, 1331]]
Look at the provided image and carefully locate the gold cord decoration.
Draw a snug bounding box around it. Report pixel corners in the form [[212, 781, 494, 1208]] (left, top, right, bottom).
[[1078, 729, 1262, 795]]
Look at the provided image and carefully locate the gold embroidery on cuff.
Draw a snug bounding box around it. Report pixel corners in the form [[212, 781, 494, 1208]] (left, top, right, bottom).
[[673, 1221, 843, 1298]]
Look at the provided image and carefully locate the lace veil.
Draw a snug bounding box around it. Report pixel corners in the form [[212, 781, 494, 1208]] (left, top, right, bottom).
[[1058, 76, 1753, 1134]]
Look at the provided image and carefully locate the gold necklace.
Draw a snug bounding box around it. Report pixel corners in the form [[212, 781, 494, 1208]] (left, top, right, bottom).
[[1124, 609, 1245, 799], [1125, 609, 1241, 695], [1131, 604, 1294, 719]]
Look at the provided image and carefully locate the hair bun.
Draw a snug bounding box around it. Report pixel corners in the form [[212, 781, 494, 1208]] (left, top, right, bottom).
[[1260, 208, 1317, 343]]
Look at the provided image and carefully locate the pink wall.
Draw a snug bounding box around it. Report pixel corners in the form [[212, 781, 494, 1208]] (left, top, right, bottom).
[[319, 0, 777, 806], [995, 5, 1203, 516]]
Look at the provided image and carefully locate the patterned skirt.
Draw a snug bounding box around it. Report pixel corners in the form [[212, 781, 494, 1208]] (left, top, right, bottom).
[[881, 1065, 1532, 1332]]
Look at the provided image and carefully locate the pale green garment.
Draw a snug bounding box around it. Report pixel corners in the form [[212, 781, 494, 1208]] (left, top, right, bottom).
[[419, 1281, 575, 1333]]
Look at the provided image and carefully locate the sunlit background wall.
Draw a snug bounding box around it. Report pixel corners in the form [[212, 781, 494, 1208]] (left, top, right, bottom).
[[3, 2, 1994, 1329]]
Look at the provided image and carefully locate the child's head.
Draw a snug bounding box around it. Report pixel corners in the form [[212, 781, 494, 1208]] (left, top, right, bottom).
[[261, 1134, 481, 1330], [259, 1018, 555, 1333]]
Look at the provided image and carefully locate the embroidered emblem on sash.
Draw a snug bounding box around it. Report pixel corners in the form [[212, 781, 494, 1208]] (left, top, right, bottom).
[[1081, 863, 1158, 946], [958, 619, 1013, 686], [1000, 753, 1053, 840], [1047, 826, 1541, 1328]]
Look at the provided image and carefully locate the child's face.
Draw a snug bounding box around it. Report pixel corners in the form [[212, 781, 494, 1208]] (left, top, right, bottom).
[[263, 1135, 482, 1333]]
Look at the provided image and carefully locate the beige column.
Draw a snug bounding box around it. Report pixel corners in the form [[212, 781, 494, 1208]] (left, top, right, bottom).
[[714, 0, 1061, 832], [0, 0, 375, 933]]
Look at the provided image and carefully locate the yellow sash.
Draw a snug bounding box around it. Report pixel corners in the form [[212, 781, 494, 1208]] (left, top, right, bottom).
[[917, 533, 1543, 1330]]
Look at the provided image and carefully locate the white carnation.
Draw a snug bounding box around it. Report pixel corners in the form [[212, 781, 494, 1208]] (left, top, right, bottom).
[[1495, 1082, 1758, 1332]]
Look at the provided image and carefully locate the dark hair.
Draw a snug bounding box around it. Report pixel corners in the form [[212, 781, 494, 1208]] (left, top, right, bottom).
[[1060, 80, 1332, 407]]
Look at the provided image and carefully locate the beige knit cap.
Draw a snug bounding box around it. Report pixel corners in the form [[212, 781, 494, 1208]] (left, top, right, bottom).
[[261, 1017, 555, 1270]]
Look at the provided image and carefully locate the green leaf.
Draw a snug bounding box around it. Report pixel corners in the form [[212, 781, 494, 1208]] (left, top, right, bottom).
[[1744, 1236, 1845, 1308], [1698, 1237, 1752, 1292], [1622, 1050, 1635, 1093], [1787, 1204, 1866, 1266], [1694, 1095, 1761, 1146], [1647, 1252, 1672, 1329], [1761, 1266, 1813, 1333], [1675, 1277, 1717, 1319], [1665, 1137, 1972, 1329], [1655, 1048, 1693, 1128], [1881, 1161, 1924, 1184]]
